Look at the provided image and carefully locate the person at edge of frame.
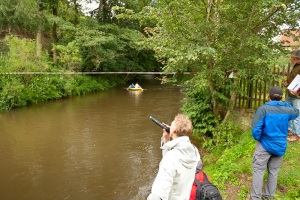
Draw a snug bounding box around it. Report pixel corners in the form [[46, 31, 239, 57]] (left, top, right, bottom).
[[285, 48, 300, 142], [250, 86, 299, 200], [147, 113, 201, 200]]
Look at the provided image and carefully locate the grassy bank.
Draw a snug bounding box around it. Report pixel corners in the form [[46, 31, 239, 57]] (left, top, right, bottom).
[[0, 74, 124, 111], [0, 37, 126, 111], [201, 130, 300, 200]]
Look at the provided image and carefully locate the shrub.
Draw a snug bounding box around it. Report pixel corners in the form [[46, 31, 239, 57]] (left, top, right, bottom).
[[0, 37, 124, 111]]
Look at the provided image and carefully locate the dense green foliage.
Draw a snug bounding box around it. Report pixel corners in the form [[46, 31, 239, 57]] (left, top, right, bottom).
[[0, 0, 41, 32], [74, 19, 160, 72], [0, 73, 117, 111], [120, 0, 300, 139], [0, 0, 161, 67], [0, 37, 122, 111]]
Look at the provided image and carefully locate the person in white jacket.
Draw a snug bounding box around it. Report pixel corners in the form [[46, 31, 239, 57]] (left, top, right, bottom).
[[147, 114, 201, 200]]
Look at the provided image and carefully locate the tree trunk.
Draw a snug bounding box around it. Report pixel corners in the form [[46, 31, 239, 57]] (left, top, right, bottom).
[[208, 78, 220, 121], [52, 6, 58, 64], [73, 0, 79, 25], [36, 27, 42, 57], [36, 1, 43, 58], [206, 0, 221, 122], [222, 77, 239, 124], [98, 0, 104, 21]]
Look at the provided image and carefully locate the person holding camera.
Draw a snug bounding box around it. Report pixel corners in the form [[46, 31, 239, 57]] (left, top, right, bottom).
[[250, 86, 299, 200], [147, 114, 201, 200]]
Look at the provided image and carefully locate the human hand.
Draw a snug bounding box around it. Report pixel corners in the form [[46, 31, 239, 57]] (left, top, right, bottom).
[[162, 123, 170, 143], [289, 89, 298, 96]]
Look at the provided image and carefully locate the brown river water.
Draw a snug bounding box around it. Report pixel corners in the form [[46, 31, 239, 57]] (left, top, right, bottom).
[[0, 75, 189, 200]]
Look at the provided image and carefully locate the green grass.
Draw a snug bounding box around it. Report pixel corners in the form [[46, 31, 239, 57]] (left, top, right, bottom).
[[201, 130, 300, 200]]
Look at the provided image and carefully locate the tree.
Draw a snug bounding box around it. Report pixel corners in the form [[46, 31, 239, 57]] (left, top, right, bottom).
[[0, 0, 40, 34], [49, 0, 59, 63], [90, 0, 153, 24], [0, 0, 162, 74], [134, 0, 300, 135], [74, 18, 160, 72], [0, 0, 53, 57], [36, 0, 44, 57]]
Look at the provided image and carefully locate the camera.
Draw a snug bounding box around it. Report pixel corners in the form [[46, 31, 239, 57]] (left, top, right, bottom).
[[149, 116, 170, 133]]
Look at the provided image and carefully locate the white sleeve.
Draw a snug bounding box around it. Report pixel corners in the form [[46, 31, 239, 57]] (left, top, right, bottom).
[[149, 153, 175, 200]]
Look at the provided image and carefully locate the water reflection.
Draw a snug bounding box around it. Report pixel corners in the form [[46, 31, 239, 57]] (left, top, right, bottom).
[[0, 76, 185, 200], [128, 90, 143, 105]]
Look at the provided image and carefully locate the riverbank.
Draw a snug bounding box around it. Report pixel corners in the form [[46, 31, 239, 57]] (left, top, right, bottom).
[[0, 74, 124, 111], [201, 130, 300, 199]]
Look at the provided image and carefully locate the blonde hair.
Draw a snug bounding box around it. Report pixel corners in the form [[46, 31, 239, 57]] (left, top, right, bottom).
[[173, 113, 193, 136]]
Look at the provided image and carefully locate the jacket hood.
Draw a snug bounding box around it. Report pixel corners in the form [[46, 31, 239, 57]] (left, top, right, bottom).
[[161, 136, 200, 169]]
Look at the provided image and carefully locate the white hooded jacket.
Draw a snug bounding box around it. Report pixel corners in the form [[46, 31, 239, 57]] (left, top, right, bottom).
[[147, 136, 201, 200]]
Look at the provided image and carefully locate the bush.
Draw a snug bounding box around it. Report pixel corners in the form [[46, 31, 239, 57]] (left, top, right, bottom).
[[3, 36, 49, 72], [0, 37, 123, 111], [181, 75, 217, 137], [0, 76, 27, 110], [203, 120, 243, 151]]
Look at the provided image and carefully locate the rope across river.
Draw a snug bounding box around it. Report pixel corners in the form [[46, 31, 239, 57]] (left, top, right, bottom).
[[0, 72, 197, 75]]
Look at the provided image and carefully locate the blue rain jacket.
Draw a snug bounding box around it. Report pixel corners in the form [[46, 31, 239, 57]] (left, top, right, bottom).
[[251, 100, 299, 156]]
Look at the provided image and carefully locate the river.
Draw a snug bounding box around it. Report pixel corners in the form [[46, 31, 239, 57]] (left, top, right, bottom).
[[0, 75, 189, 200]]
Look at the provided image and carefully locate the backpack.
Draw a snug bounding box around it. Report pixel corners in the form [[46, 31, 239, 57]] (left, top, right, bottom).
[[194, 171, 222, 200]]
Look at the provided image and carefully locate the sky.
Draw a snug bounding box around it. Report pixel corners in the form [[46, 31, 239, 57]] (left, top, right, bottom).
[[79, 0, 98, 15]]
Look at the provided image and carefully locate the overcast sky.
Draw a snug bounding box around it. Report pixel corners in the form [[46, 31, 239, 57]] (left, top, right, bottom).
[[80, 0, 98, 15]]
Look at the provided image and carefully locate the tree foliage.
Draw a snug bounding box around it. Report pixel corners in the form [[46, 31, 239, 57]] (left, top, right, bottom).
[[130, 0, 300, 137], [0, 0, 160, 73], [0, 0, 161, 111], [0, 0, 42, 33]]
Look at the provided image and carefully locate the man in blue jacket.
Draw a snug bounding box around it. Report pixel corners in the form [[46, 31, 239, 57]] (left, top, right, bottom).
[[250, 86, 299, 200]]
